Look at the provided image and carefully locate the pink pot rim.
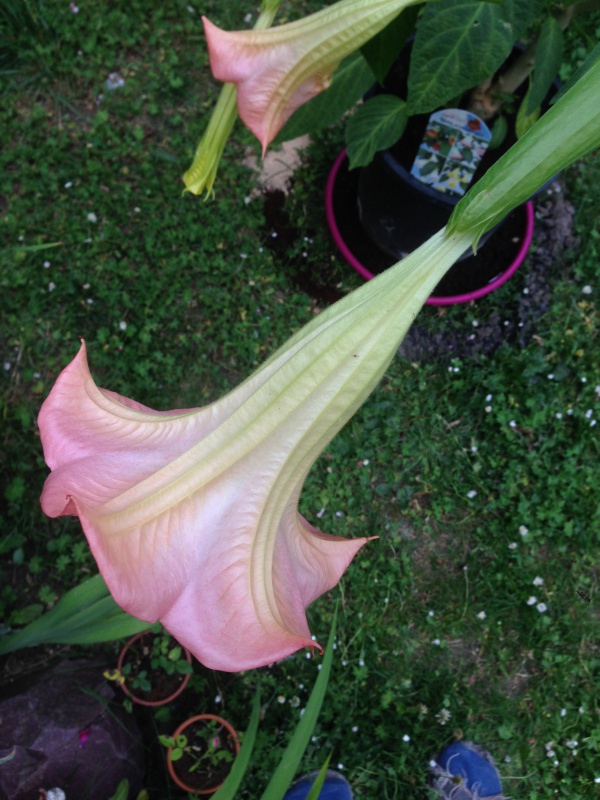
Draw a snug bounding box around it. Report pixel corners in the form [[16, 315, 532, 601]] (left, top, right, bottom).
[[117, 629, 192, 707], [325, 148, 535, 305]]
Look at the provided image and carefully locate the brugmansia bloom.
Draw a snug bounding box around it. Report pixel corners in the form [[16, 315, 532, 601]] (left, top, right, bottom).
[[38, 228, 473, 672], [183, 0, 283, 197], [203, 0, 425, 153]]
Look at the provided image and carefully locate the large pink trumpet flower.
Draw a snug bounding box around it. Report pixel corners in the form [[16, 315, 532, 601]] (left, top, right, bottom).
[[39, 228, 473, 671], [203, 0, 425, 153]]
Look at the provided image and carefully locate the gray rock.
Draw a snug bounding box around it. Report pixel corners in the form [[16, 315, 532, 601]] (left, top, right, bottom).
[[0, 659, 144, 800]]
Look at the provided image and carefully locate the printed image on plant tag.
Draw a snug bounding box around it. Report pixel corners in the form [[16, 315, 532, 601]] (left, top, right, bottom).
[[410, 109, 492, 197]]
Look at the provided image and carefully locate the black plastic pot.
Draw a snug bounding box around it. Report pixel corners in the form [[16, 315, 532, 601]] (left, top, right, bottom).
[[356, 43, 560, 263]]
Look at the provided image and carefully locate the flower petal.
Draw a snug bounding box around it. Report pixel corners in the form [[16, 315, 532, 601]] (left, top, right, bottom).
[[203, 0, 421, 152], [40, 228, 473, 671]]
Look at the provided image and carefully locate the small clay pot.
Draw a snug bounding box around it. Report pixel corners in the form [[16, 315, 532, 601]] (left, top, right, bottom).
[[166, 714, 240, 795], [117, 630, 192, 707]]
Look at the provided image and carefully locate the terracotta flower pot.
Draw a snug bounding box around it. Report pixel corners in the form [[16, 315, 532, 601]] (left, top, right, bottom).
[[166, 714, 240, 795], [117, 630, 192, 707]]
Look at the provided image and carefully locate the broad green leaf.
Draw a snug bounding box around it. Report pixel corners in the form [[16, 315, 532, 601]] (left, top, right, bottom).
[[346, 95, 408, 169], [360, 5, 420, 84], [0, 574, 147, 654], [448, 58, 600, 243], [407, 0, 541, 115], [276, 53, 375, 143], [212, 690, 261, 800], [525, 16, 562, 115], [260, 607, 338, 800]]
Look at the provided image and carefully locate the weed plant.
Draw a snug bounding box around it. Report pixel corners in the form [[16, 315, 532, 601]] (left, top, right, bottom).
[[0, 2, 598, 798]]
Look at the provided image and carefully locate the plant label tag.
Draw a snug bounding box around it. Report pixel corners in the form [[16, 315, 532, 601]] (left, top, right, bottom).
[[410, 109, 492, 197]]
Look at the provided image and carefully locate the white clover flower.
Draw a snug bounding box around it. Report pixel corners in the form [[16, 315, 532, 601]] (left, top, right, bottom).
[[87, 212, 98, 223], [555, 412, 563, 419], [485, 394, 493, 401], [290, 696, 300, 707], [402, 734, 410, 742], [43, 260, 51, 268], [467, 490, 477, 498], [546, 749, 556, 757], [428, 610, 435, 617], [566, 740, 578, 749], [509, 420, 516, 428], [48, 282, 56, 292], [64, 181, 73, 188], [527, 596, 537, 606], [352, 726, 358, 732], [476, 611, 486, 620], [533, 576, 544, 586], [536, 602, 547, 613], [508, 542, 517, 550], [435, 709, 451, 725], [119, 321, 127, 331]]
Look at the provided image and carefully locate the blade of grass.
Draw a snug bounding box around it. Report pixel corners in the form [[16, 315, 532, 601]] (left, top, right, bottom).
[[212, 689, 262, 800], [305, 753, 333, 800], [260, 606, 338, 800]]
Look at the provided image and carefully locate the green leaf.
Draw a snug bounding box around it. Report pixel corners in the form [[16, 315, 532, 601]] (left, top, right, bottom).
[[305, 753, 333, 800], [448, 57, 600, 242], [260, 606, 338, 800], [408, 0, 533, 115], [211, 689, 261, 800], [526, 16, 562, 115], [276, 53, 375, 142], [489, 114, 508, 149], [0, 574, 147, 654], [10, 604, 43, 625], [107, 779, 130, 800], [360, 5, 420, 84], [516, 83, 540, 138], [346, 95, 408, 169]]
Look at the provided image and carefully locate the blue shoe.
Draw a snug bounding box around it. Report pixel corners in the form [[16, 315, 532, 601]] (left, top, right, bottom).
[[283, 770, 353, 800], [429, 741, 507, 799]]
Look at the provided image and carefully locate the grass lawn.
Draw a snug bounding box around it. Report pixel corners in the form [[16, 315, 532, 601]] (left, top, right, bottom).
[[0, 2, 598, 798]]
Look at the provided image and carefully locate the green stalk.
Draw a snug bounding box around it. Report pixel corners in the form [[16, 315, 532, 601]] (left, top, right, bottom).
[[448, 58, 600, 245]]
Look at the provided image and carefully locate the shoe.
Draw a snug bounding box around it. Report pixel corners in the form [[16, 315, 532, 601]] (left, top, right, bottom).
[[283, 769, 353, 800], [429, 741, 507, 799]]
